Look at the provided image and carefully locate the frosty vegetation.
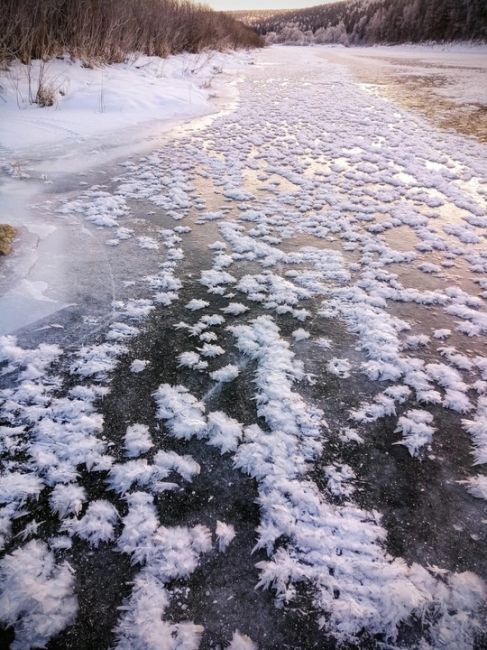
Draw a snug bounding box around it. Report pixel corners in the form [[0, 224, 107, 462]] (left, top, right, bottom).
[[234, 0, 487, 46]]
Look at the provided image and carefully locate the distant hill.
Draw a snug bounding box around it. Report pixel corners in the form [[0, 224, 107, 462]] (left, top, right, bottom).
[[228, 9, 292, 27], [232, 0, 487, 45]]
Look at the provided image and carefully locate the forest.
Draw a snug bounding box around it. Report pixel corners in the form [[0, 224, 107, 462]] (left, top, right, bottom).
[[0, 0, 262, 65], [233, 0, 487, 45]]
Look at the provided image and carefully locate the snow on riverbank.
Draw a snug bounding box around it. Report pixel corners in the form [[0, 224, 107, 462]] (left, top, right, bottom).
[[0, 48, 252, 337], [0, 50, 250, 155]]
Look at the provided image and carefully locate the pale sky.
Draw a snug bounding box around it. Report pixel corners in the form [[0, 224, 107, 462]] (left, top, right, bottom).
[[207, 1, 322, 10]]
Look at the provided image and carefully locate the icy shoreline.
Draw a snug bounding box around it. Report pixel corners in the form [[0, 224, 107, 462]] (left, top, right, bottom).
[[0, 50, 251, 156], [0, 49, 252, 337]]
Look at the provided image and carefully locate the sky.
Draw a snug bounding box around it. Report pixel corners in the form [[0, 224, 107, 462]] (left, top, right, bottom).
[[206, 1, 322, 10]]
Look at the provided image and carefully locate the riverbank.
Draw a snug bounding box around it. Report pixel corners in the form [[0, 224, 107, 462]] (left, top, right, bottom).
[[0, 49, 252, 335], [0, 50, 252, 158]]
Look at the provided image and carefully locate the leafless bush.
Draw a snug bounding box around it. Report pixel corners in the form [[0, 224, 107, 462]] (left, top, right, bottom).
[[0, 0, 263, 66], [0, 224, 17, 256], [35, 82, 56, 106], [6, 59, 66, 108]]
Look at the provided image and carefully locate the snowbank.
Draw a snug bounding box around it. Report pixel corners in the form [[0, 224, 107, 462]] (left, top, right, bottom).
[[0, 50, 250, 154]]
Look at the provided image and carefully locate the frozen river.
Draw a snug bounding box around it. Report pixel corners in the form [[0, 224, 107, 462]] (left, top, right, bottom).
[[1, 45, 487, 649]]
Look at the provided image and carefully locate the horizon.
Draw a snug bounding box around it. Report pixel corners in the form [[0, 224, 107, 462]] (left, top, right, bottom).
[[207, 1, 326, 10]]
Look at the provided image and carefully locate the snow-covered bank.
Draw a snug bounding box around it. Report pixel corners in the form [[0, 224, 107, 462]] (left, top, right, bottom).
[[0, 50, 250, 156], [0, 49, 252, 336]]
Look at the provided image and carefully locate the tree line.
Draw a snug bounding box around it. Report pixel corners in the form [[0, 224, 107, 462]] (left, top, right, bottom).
[[0, 0, 263, 65], [237, 0, 487, 45]]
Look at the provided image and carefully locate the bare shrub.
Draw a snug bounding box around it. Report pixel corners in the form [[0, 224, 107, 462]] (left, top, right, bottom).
[[0, 224, 17, 256], [35, 82, 56, 107], [6, 59, 66, 108], [0, 0, 263, 66]]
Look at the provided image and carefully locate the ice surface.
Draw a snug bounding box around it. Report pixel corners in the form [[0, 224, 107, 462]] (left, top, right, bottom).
[[1, 42, 487, 649]]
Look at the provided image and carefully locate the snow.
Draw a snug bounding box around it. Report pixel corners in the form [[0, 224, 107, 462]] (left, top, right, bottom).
[[394, 409, 436, 457], [228, 315, 485, 644], [325, 464, 355, 498], [460, 475, 487, 501], [71, 342, 128, 380], [107, 451, 198, 496], [326, 357, 352, 378], [316, 337, 332, 349], [0, 540, 78, 650], [137, 236, 159, 250], [198, 343, 226, 358], [153, 451, 200, 483], [199, 331, 218, 343], [59, 190, 129, 228], [216, 521, 236, 552], [226, 631, 257, 650], [49, 483, 86, 519], [185, 299, 209, 311], [210, 364, 240, 383], [154, 385, 207, 441], [130, 359, 149, 374], [462, 398, 487, 465], [222, 302, 249, 316], [229, 316, 321, 445], [338, 427, 364, 445], [0, 472, 43, 506], [178, 351, 208, 371], [114, 492, 212, 649], [63, 499, 119, 547], [350, 393, 396, 423], [0, 335, 62, 379], [206, 412, 243, 454], [107, 322, 139, 342], [114, 572, 204, 650], [0, 51, 250, 154], [200, 269, 236, 291], [291, 328, 310, 341], [124, 424, 154, 458], [108, 460, 162, 495]]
